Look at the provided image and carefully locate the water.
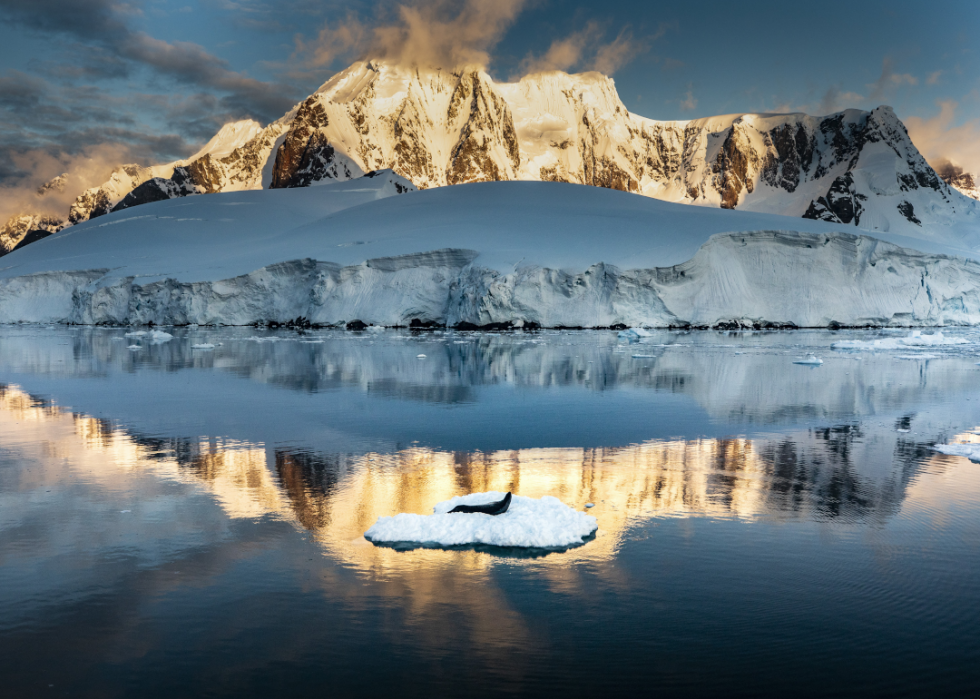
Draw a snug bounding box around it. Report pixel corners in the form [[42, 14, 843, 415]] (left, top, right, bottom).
[[1, 325, 979, 698]]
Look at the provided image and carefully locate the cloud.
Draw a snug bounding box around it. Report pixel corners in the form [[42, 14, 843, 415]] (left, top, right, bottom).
[[519, 21, 604, 74], [927, 70, 942, 85], [296, 0, 527, 70], [0, 0, 295, 123], [518, 20, 655, 77], [905, 100, 980, 176], [0, 142, 144, 225], [679, 89, 697, 111], [818, 85, 865, 115], [869, 57, 919, 101]]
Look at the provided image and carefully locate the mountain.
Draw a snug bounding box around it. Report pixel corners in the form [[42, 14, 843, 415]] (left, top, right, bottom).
[[935, 160, 980, 201], [4, 60, 977, 253], [0, 214, 64, 256]]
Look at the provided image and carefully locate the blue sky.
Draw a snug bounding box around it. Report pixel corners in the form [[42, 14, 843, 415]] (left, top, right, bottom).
[[0, 0, 978, 187]]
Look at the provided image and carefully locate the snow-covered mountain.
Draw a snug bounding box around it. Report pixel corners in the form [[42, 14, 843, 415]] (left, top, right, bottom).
[[935, 161, 980, 201], [4, 60, 978, 254]]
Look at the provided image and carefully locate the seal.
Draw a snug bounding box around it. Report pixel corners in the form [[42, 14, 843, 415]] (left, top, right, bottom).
[[448, 491, 512, 515]]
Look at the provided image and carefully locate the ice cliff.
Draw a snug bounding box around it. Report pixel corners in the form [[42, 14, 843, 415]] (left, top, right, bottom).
[[2, 178, 979, 328]]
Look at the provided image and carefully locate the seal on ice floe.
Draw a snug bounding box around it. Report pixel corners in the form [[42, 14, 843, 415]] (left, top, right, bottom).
[[448, 491, 512, 515]]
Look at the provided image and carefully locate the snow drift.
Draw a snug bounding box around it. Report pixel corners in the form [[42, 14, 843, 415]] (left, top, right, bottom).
[[364, 492, 598, 550], [3, 178, 980, 328]]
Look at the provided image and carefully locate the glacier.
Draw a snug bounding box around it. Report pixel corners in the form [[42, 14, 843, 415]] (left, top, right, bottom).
[[2, 173, 980, 328]]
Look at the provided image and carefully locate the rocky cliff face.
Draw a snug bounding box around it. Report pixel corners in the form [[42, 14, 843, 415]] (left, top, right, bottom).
[[7, 60, 976, 248], [936, 161, 980, 201], [0, 214, 64, 256]]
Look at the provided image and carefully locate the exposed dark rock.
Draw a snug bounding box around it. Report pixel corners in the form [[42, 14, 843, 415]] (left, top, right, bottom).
[[897, 201, 921, 225], [447, 72, 521, 185], [802, 172, 865, 225], [271, 97, 331, 189]]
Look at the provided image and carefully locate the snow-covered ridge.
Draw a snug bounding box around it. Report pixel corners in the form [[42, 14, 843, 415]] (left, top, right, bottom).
[[2, 179, 980, 328], [5, 60, 977, 255]]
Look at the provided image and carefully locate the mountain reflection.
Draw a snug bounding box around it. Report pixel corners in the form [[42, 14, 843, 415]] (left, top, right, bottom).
[[0, 383, 949, 571]]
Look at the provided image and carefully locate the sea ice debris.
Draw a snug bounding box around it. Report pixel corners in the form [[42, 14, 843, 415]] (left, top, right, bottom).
[[793, 355, 823, 365], [932, 443, 980, 462], [191, 343, 215, 350], [364, 491, 598, 549], [618, 327, 653, 343], [831, 330, 968, 351]]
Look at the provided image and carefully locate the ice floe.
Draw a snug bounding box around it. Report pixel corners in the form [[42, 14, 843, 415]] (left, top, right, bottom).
[[793, 355, 824, 365], [191, 343, 215, 350], [364, 491, 598, 549], [831, 330, 969, 351]]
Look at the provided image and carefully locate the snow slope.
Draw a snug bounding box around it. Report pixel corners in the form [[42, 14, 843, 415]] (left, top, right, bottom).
[[3, 177, 980, 328]]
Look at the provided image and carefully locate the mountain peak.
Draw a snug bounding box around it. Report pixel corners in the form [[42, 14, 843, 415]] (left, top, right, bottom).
[[9, 60, 975, 254]]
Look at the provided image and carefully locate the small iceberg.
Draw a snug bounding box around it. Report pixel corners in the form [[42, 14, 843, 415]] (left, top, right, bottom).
[[617, 327, 653, 343], [191, 343, 215, 350], [127, 344, 140, 350], [793, 354, 823, 365], [831, 330, 968, 351], [932, 443, 980, 462], [364, 491, 598, 550], [125, 329, 173, 344]]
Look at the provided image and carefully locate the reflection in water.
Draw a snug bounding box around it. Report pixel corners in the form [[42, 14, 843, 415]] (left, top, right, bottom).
[[0, 382, 951, 572], [4, 326, 980, 697]]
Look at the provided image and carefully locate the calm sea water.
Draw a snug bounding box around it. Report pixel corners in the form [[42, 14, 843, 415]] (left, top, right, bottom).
[[1, 326, 979, 698]]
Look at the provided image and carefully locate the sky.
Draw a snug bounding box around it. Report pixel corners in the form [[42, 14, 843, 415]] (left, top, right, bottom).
[[0, 0, 978, 200]]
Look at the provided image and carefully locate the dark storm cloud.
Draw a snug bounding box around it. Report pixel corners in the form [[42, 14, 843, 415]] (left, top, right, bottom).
[[0, 0, 296, 123]]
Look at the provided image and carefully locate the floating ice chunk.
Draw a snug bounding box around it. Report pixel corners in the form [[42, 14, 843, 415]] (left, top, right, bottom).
[[417, 354, 426, 358], [148, 330, 173, 344], [831, 330, 968, 351], [933, 443, 980, 462], [365, 325, 386, 333], [617, 327, 654, 342], [191, 343, 215, 350], [126, 329, 173, 344], [632, 354, 657, 358], [364, 491, 598, 549], [127, 344, 140, 350], [793, 354, 823, 365]]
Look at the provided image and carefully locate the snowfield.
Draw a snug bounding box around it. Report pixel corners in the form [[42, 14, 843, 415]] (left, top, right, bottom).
[[2, 173, 980, 328], [364, 492, 598, 549]]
